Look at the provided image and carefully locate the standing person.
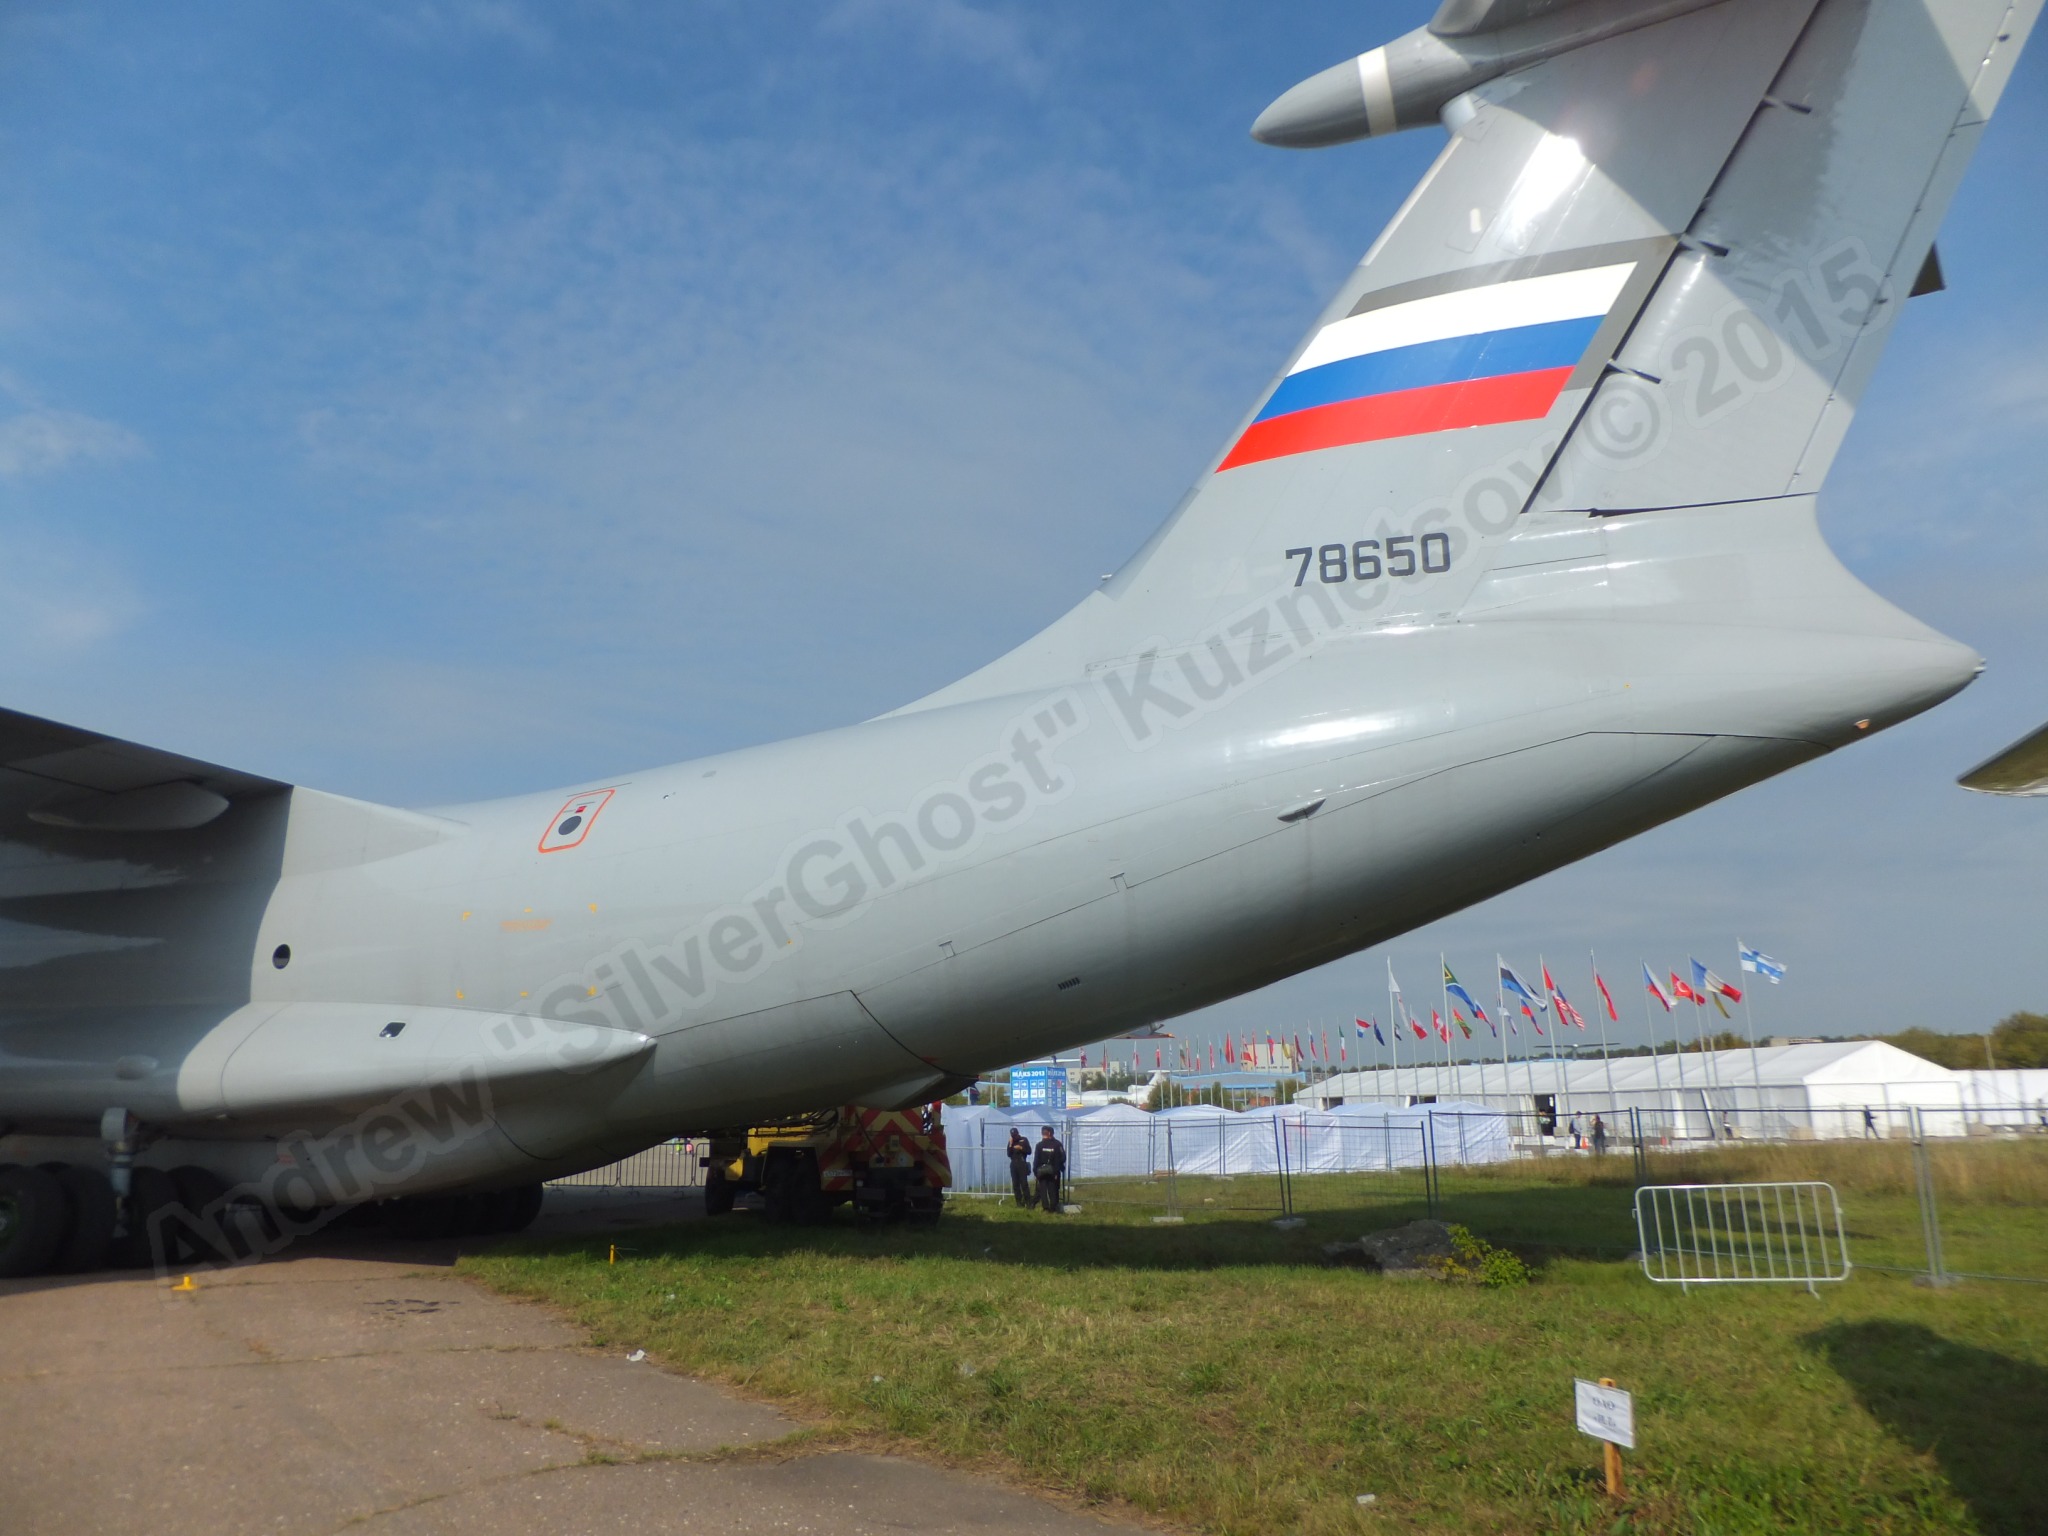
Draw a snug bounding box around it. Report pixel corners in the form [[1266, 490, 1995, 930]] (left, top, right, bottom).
[[1591, 1114, 1608, 1156], [1033, 1126, 1066, 1212], [1863, 1106, 1878, 1139], [1568, 1114, 1581, 1151], [1006, 1127, 1032, 1207]]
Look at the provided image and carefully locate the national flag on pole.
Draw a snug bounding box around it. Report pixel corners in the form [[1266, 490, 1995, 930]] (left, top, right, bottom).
[[1224, 1036, 1236, 1065], [1695, 959, 1743, 1005], [1543, 963, 1587, 1030], [1410, 1015, 1429, 1041], [1359, 1017, 1385, 1047], [1293, 1033, 1305, 1065], [1671, 971, 1701, 1006], [1432, 1008, 1450, 1043], [1499, 959, 1548, 1011], [1644, 964, 1674, 1011], [1594, 970, 1619, 1023], [1155, 1045, 1164, 1070], [1738, 942, 1786, 983], [1452, 1009, 1472, 1040], [1444, 964, 1492, 1030], [1522, 1002, 1544, 1036], [1339, 1035, 1348, 1064]]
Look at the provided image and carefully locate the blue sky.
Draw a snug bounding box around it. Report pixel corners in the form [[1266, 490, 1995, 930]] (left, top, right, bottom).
[[2, 1, 2044, 1052]]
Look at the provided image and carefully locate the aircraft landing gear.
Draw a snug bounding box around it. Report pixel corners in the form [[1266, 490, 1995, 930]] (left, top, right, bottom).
[[42, 1165, 117, 1274], [105, 1165, 183, 1271], [0, 1165, 69, 1278], [383, 1183, 546, 1241]]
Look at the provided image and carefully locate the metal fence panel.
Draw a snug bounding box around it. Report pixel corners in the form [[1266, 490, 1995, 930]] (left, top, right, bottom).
[[547, 1140, 704, 1189], [1634, 1181, 1850, 1291]]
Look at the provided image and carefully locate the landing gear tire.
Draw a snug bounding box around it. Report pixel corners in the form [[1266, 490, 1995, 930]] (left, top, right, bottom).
[[478, 1184, 544, 1234], [42, 1164, 117, 1274], [0, 1164, 69, 1278], [387, 1195, 466, 1241]]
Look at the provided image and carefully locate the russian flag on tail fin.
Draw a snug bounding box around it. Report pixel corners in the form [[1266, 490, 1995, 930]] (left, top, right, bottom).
[[1220, 261, 1635, 471]]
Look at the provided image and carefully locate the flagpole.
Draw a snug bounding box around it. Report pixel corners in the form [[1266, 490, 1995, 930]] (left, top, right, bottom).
[[1439, 953, 1452, 1102], [1640, 966, 1665, 1117], [1495, 961, 1508, 1114], [1690, 968, 1721, 1128], [1387, 958, 1401, 1104], [1737, 944, 1764, 1132], [1496, 959, 1514, 1128], [1668, 968, 1695, 1138], [1591, 949, 1616, 1117], [1542, 954, 1570, 1135]]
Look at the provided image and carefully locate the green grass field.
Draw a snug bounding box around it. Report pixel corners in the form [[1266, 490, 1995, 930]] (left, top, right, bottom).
[[465, 1141, 2048, 1535]]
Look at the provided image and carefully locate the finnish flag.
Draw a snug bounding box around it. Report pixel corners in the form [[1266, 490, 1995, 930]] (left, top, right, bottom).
[[1738, 942, 1785, 984]]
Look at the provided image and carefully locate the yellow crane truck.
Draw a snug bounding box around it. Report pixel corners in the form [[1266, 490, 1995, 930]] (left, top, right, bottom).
[[701, 1104, 949, 1224]]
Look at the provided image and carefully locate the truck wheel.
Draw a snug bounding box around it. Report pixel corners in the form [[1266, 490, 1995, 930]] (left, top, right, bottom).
[[703, 1170, 736, 1215], [762, 1149, 828, 1225]]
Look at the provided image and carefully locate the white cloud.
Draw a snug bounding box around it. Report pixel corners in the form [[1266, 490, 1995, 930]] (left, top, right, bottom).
[[0, 531, 141, 652], [0, 407, 144, 479], [822, 0, 1049, 91]]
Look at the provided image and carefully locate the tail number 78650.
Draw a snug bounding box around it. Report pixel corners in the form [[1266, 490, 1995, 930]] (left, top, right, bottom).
[[1286, 534, 1451, 587]]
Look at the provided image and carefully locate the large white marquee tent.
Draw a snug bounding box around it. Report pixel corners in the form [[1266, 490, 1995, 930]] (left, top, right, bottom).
[[1296, 1040, 2034, 1138]]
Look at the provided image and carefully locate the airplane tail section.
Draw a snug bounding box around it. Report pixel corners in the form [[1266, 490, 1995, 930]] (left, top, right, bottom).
[[908, 0, 2037, 711], [1530, 0, 2040, 514]]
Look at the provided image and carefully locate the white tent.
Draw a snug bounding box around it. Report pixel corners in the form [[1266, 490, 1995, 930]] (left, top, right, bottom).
[[1956, 1069, 2048, 1128], [944, 1100, 1508, 1190], [1280, 1103, 1513, 1172], [1295, 1040, 1981, 1140], [1064, 1103, 1164, 1181]]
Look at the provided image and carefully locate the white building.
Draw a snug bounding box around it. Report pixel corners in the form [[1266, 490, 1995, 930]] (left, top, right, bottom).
[[1295, 1041, 2030, 1140]]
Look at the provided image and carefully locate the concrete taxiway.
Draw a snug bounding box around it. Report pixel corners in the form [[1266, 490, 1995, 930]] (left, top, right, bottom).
[[0, 1189, 1125, 1535]]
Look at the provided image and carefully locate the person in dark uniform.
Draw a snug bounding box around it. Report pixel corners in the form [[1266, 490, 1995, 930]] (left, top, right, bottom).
[[1032, 1126, 1066, 1212], [1006, 1127, 1032, 1207]]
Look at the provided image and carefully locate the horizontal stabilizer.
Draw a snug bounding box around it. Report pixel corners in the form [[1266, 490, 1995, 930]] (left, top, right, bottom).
[[1960, 722, 2048, 796]]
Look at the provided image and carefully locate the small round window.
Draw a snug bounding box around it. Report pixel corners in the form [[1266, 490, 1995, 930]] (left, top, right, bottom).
[[272, 944, 292, 969], [555, 814, 583, 838]]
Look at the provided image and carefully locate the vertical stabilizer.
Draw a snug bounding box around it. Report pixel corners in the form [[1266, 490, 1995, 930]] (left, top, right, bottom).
[[905, 0, 2035, 714]]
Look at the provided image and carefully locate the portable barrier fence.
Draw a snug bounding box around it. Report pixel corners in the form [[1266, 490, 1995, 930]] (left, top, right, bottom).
[[547, 1139, 704, 1189], [547, 1104, 2048, 1284], [948, 1106, 1521, 1225], [1633, 1181, 1851, 1293]]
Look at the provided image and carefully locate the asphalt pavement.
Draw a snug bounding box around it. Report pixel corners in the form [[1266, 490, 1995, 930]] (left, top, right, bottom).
[[0, 1188, 1127, 1536]]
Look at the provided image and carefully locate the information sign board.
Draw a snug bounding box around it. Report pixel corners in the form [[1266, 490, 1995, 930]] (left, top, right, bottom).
[[1574, 1379, 1635, 1450], [1009, 1065, 1068, 1109]]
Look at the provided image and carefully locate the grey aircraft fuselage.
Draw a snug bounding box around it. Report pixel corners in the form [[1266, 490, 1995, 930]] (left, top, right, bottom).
[[0, 0, 2031, 1201]]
